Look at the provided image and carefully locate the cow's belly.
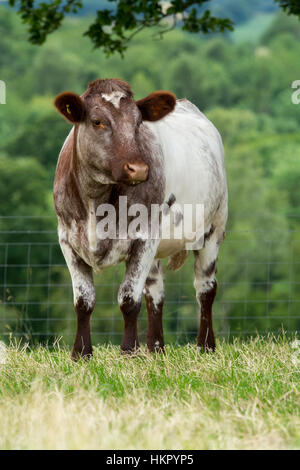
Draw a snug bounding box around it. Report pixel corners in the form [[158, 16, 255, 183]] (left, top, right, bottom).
[[155, 199, 206, 258], [156, 239, 185, 258]]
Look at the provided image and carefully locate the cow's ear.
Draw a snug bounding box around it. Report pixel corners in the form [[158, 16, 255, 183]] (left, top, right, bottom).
[[136, 91, 176, 121], [54, 92, 86, 123]]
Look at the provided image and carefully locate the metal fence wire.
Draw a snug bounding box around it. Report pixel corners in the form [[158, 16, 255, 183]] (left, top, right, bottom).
[[0, 216, 299, 345]]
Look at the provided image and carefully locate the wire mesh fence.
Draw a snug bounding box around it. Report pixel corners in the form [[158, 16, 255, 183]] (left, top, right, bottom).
[[0, 216, 299, 345]]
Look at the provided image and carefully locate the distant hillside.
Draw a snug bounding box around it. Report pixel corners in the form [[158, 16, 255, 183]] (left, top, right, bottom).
[[210, 0, 277, 25]]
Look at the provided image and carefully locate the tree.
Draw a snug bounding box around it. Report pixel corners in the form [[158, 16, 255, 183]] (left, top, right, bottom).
[[8, 1, 300, 56], [8, 0, 234, 56], [276, 0, 300, 16]]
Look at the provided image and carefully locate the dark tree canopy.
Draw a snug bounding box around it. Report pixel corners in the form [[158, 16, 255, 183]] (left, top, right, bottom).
[[276, 0, 300, 16], [7, 0, 300, 55]]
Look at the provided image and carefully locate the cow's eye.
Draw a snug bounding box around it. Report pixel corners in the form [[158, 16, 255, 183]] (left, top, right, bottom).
[[93, 120, 106, 129]]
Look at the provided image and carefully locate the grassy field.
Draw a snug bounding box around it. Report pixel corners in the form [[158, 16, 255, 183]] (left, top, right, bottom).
[[0, 336, 299, 450]]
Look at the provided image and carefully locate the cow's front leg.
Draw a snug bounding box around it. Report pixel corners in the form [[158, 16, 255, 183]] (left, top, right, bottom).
[[144, 260, 165, 353], [60, 239, 96, 360], [118, 239, 158, 354]]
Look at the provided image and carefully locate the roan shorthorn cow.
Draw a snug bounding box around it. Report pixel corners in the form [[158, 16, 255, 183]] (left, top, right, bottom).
[[53, 79, 227, 359]]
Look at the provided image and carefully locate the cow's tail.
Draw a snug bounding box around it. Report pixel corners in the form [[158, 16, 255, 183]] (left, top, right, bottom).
[[166, 250, 189, 271]]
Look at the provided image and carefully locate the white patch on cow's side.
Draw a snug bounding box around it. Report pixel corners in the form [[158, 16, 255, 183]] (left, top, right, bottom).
[[145, 99, 228, 259], [101, 91, 126, 108]]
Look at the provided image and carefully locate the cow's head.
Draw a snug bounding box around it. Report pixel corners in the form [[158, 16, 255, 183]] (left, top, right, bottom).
[[54, 79, 176, 185]]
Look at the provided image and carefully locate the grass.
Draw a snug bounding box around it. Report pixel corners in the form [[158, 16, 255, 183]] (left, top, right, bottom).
[[0, 336, 299, 450]]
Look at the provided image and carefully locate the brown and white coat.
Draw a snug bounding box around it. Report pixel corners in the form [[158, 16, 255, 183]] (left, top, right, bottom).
[[53, 79, 227, 359]]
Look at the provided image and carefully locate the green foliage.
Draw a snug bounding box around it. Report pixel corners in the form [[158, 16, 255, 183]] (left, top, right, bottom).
[[3, 97, 69, 173], [6, 0, 300, 56], [0, 154, 50, 216], [8, 0, 83, 44], [9, 0, 233, 55], [275, 0, 300, 16], [262, 10, 300, 43]]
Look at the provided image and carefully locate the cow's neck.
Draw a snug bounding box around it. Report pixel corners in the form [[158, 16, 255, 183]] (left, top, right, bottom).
[[72, 158, 114, 252], [76, 161, 113, 202], [73, 126, 114, 206]]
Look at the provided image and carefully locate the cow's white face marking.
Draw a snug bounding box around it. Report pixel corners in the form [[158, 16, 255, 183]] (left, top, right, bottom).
[[101, 91, 126, 108]]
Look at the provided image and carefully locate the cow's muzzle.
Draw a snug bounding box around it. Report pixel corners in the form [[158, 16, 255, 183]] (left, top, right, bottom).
[[122, 161, 149, 184]]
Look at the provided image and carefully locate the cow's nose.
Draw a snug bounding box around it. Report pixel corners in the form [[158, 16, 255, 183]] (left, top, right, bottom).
[[123, 161, 149, 183]]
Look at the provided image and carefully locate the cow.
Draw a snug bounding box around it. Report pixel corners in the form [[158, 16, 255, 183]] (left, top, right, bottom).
[[53, 78, 227, 360]]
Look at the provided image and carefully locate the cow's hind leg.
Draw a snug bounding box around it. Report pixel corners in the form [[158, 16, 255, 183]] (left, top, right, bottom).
[[60, 239, 96, 360], [144, 260, 165, 353], [193, 228, 220, 352]]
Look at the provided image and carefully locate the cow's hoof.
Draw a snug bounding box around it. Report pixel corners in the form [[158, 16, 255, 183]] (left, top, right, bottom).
[[120, 346, 140, 357], [147, 342, 165, 354], [71, 350, 93, 362], [196, 344, 216, 354]]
